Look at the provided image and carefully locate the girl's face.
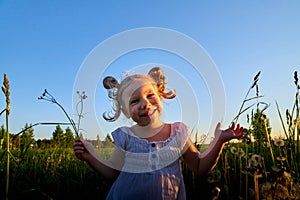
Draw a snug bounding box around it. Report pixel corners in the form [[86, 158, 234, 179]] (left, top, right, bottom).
[[128, 84, 162, 126]]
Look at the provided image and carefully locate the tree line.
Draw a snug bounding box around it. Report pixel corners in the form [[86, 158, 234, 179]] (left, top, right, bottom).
[[0, 123, 114, 150]]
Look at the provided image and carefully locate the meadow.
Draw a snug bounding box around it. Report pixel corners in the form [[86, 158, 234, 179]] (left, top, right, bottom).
[[1, 72, 299, 199]]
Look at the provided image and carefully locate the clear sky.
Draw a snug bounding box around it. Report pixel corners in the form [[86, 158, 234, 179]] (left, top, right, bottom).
[[1, 1, 300, 141]]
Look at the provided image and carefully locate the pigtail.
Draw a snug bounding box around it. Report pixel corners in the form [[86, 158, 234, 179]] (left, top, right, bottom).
[[148, 67, 176, 99], [102, 76, 121, 122]]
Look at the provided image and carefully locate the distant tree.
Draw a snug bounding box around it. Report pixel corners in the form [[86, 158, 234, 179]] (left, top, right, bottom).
[[52, 124, 64, 148], [11, 134, 21, 150], [105, 134, 113, 143], [250, 108, 272, 153], [96, 134, 103, 149], [36, 138, 51, 149], [20, 123, 35, 150], [103, 134, 114, 148], [64, 127, 74, 148]]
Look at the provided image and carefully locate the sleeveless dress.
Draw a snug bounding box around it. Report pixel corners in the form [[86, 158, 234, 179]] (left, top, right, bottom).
[[105, 122, 190, 200]]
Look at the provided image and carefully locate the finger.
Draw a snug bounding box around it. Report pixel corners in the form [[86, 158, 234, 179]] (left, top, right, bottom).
[[74, 140, 83, 145], [236, 123, 240, 130], [215, 122, 222, 131], [230, 122, 236, 130]]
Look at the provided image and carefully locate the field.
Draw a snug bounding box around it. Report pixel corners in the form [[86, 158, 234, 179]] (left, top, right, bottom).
[[1, 72, 300, 199], [0, 139, 299, 199]]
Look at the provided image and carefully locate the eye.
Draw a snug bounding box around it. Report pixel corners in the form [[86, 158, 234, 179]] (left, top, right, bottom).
[[130, 99, 138, 105], [147, 93, 155, 98]]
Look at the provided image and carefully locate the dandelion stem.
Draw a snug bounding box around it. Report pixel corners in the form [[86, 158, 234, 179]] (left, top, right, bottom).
[[263, 117, 275, 166]]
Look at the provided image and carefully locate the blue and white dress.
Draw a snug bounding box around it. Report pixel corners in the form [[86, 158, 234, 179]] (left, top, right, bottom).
[[105, 122, 190, 200]]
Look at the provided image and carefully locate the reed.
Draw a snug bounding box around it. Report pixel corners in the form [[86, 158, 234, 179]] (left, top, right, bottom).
[[1, 74, 10, 200]]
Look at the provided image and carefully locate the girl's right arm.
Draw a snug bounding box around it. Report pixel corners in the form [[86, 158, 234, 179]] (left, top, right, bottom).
[[74, 139, 124, 180]]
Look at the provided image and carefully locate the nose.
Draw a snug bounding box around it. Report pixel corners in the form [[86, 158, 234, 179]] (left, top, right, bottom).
[[140, 98, 150, 109]]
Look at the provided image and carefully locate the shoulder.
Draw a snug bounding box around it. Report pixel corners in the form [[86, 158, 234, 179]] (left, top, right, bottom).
[[111, 126, 131, 137], [171, 122, 190, 143], [171, 122, 190, 134], [167, 122, 191, 152], [111, 126, 131, 149]]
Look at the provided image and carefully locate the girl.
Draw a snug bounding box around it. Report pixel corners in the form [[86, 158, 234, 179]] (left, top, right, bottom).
[[73, 67, 244, 199]]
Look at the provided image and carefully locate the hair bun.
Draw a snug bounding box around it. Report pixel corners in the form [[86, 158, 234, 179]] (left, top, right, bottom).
[[103, 76, 119, 89], [148, 67, 176, 99], [148, 67, 166, 91]]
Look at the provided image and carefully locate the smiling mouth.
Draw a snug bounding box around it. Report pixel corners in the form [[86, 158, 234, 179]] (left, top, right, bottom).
[[139, 109, 155, 117], [140, 112, 151, 117]]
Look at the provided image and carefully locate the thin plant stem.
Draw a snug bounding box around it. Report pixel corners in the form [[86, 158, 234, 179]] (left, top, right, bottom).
[[275, 101, 289, 139], [5, 103, 9, 200], [263, 117, 275, 166], [231, 71, 261, 124], [38, 89, 87, 138], [245, 146, 248, 200], [2, 74, 10, 200]]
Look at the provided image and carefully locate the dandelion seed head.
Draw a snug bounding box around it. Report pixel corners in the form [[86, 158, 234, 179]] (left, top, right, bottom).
[[276, 156, 286, 162], [251, 154, 262, 163], [272, 165, 281, 173], [238, 148, 245, 157], [230, 146, 237, 154], [248, 158, 258, 167], [207, 176, 214, 183], [274, 139, 285, 147]]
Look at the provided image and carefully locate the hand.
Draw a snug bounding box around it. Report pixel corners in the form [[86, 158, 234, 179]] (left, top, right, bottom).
[[73, 139, 94, 161], [214, 122, 244, 143]]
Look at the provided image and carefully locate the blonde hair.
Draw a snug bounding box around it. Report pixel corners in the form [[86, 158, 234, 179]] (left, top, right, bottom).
[[102, 67, 176, 122]]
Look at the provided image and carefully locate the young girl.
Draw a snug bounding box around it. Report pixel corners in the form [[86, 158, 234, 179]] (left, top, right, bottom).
[[73, 67, 244, 200]]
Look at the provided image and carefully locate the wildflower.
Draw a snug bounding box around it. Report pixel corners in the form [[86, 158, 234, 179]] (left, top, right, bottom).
[[276, 156, 286, 162], [237, 148, 245, 158], [251, 154, 262, 163], [230, 146, 237, 154], [248, 154, 261, 167], [274, 139, 284, 147], [272, 165, 281, 173], [207, 176, 214, 183], [77, 91, 88, 99], [248, 158, 258, 167], [207, 169, 221, 183]]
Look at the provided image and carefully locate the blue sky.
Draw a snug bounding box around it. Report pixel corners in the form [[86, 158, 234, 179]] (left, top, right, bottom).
[[1, 1, 300, 141]]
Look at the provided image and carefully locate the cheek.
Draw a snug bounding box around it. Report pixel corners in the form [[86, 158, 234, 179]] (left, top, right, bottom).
[[151, 99, 162, 112], [151, 98, 161, 106], [129, 105, 139, 115]]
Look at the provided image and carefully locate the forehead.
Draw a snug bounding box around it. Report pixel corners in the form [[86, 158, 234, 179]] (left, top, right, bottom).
[[130, 84, 157, 96]]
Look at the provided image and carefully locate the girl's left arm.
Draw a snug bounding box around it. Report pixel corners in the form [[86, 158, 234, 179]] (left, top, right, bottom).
[[182, 122, 244, 175]]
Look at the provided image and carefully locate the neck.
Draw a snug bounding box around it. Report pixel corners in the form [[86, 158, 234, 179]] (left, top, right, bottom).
[[131, 120, 165, 139]]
